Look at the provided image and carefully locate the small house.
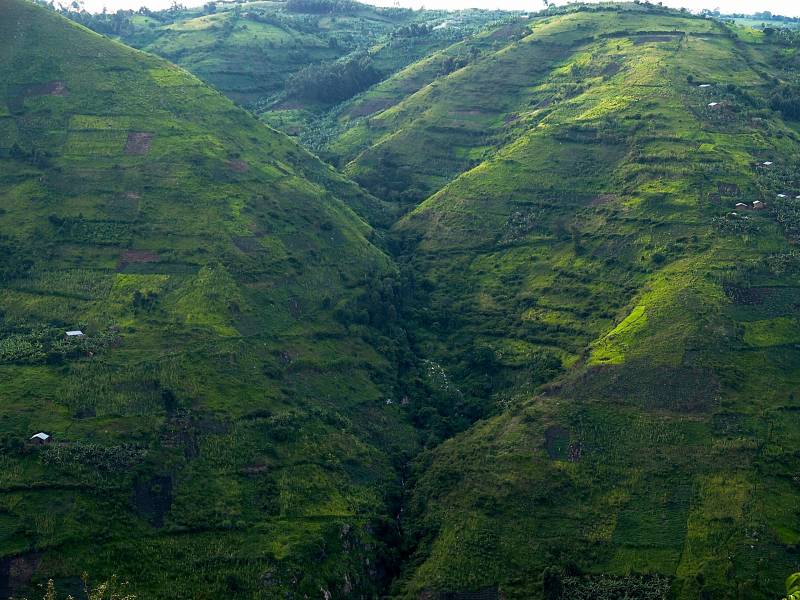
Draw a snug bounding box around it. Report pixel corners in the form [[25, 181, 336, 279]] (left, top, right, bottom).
[[763, 161, 774, 166], [735, 202, 749, 210], [778, 194, 787, 199], [65, 330, 84, 337], [708, 102, 719, 108], [753, 200, 765, 210], [29, 432, 51, 445], [698, 84, 712, 88]]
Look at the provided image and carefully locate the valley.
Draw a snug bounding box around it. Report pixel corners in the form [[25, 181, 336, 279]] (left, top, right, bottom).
[[2, 0, 800, 598]]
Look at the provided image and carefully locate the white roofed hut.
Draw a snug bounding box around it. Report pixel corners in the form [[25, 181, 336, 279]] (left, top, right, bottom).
[[65, 330, 84, 337], [735, 202, 749, 210], [753, 200, 765, 210], [29, 432, 51, 445]]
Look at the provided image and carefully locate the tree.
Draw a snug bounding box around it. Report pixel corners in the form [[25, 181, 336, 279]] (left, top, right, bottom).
[[542, 566, 563, 600]]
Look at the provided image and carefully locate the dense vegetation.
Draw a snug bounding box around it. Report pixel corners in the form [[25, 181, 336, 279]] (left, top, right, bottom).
[[6, 0, 800, 598], [51, 0, 507, 138], [0, 1, 408, 597]]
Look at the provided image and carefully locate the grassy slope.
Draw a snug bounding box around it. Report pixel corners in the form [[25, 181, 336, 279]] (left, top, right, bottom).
[[386, 7, 800, 599], [124, 4, 392, 105], [105, 1, 503, 135], [0, 1, 413, 597]]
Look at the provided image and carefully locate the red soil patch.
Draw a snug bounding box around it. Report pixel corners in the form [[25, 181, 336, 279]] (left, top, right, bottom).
[[26, 81, 67, 97], [226, 159, 250, 173], [118, 250, 159, 270], [124, 132, 153, 155]]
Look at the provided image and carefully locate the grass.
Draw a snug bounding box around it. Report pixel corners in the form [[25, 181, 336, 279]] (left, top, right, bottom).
[[6, 1, 800, 598], [0, 1, 415, 597]]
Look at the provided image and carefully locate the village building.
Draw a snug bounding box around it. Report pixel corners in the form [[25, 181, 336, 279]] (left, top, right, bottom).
[[763, 161, 774, 166], [65, 330, 84, 337], [29, 432, 51, 445], [753, 200, 765, 210], [708, 102, 719, 108], [735, 202, 749, 210], [777, 194, 787, 198]]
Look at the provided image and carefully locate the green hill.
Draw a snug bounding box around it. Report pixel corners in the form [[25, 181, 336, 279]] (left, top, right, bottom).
[[63, 0, 506, 138], [380, 5, 800, 599], [0, 1, 414, 597], [6, 1, 800, 598]]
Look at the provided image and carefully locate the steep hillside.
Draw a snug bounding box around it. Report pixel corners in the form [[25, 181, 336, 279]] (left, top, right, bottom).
[[0, 1, 413, 597], [65, 0, 506, 136], [330, 6, 723, 206], [383, 6, 800, 599]]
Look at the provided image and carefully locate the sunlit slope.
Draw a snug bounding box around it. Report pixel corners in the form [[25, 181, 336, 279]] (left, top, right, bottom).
[[392, 9, 800, 599], [127, 4, 399, 105], [333, 8, 720, 206], [0, 1, 411, 597]]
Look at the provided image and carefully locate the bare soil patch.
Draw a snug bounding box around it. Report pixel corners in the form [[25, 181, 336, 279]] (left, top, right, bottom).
[[26, 80, 67, 97], [347, 98, 395, 118], [602, 62, 622, 76], [118, 250, 159, 270], [124, 131, 153, 155], [226, 159, 249, 173]]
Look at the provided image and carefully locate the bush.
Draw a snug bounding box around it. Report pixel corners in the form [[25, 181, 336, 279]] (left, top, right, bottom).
[[770, 85, 800, 120], [285, 53, 380, 103]]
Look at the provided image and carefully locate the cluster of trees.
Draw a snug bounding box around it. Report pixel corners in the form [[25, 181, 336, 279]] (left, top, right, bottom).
[[392, 23, 431, 38], [286, 0, 360, 15], [285, 52, 380, 102], [439, 46, 481, 76], [770, 85, 800, 119], [0, 237, 33, 283]]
